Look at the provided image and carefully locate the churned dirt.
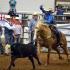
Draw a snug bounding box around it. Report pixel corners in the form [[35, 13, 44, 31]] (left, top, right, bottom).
[[0, 53, 70, 70]]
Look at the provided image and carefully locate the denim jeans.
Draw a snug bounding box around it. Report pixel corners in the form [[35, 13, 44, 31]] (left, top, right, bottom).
[[15, 34, 20, 43], [0, 43, 4, 54], [31, 31, 34, 43], [5, 34, 14, 45]]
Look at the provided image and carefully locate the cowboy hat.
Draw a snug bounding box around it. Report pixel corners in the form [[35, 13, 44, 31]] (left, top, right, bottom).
[[33, 12, 38, 16], [5, 15, 10, 18], [47, 8, 53, 13], [8, 10, 19, 17]]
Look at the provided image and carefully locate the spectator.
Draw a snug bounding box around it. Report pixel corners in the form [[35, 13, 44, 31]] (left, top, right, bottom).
[[4, 27, 14, 45], [13, 22, 23, 43], [29, 12, 38, 44], [55, 5, 64, 20], [4, 16, 15, 45], [7, 11, 20, 44], [56, 5, 64, 15]]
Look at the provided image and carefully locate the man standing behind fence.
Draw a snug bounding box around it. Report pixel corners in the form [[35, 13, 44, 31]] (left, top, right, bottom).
[[13, 18, 23, 43], [29, 12, 38, 44]]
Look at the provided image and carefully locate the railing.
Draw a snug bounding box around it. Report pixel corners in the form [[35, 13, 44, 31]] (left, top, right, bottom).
[[57, 24, 70, 48], [54, 14, 70, 24], [0, 12, 70, 44]]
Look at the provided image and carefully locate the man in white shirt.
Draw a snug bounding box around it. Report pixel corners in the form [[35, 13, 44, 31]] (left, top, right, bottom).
[[13, 24, 23, 43]]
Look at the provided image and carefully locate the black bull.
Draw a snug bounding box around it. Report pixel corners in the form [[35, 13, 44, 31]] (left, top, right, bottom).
[[8, 43, 41, 70]]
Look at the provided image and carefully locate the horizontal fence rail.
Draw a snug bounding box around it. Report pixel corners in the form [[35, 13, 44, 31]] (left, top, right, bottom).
[[57, 24, 70, 48], [0, 12, 70, 45]]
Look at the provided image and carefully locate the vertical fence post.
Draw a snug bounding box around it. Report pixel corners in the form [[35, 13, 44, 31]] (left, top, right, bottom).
[[21, 13, 25, 44]]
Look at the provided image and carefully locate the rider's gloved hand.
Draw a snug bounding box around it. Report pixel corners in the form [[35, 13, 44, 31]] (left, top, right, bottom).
[[40, 5, 43, 10]]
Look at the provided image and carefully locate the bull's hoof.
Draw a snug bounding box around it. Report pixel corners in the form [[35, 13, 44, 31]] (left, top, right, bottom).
[[44, 63, 47, 67], [32, 68, 35, 70], [38, 62, 42, 65], [67, 59, 70, 63], [7, 67, 11, 70], [59, 56, 63, 60], [4, 53, 9, 56], [12, 64, 15, 67]]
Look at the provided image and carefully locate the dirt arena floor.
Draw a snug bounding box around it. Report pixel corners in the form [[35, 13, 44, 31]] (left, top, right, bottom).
[[0, 53, 70, 70]]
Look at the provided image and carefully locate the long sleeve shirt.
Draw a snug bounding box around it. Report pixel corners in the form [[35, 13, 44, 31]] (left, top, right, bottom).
[[43, 14, 54, 24], [40, 7, 54, 25], [29, 19, 38, 32]]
